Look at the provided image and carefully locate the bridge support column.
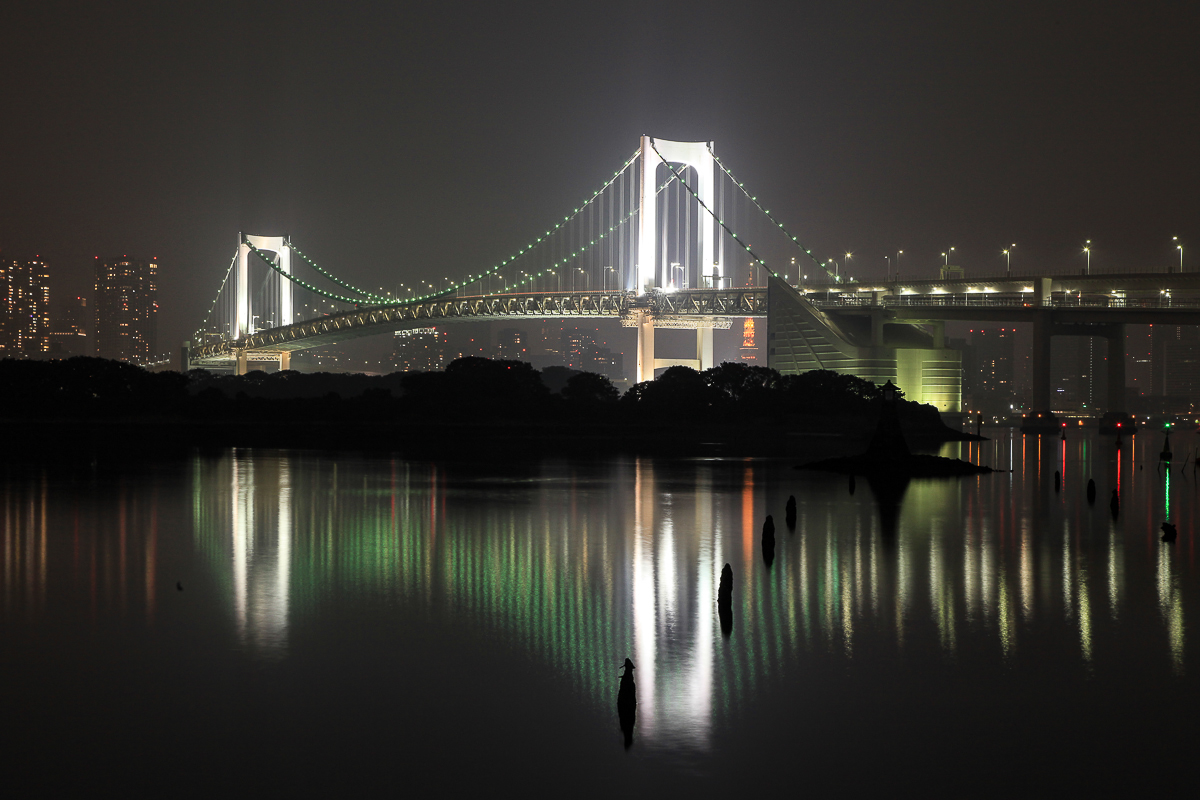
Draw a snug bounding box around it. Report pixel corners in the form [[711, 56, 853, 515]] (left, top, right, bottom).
[[1105, 323, 1126, 413], [696, 327, 714, 371], [1034, 277, 1053, 307], [279, 351, 291, 372], [1031, 311, 1052, 413], [636, 310, 655, 383], [236, 350, 248, 376]]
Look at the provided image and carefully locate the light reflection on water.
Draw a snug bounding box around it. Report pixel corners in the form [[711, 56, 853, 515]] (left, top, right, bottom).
[[2, 430, 1197, 759]]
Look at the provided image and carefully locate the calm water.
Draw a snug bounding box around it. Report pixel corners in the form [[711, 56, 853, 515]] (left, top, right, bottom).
[[2, 430, 1196, 794]]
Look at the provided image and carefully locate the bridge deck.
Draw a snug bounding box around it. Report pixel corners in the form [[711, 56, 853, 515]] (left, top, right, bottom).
[[189, 274, 1200, 365]]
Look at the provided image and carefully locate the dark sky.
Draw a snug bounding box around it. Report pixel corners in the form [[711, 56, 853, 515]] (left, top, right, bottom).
[[3, 0, 1198, 352]]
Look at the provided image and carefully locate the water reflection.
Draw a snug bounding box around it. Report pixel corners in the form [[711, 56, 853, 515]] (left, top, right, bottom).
[[1, 431, 1197, 753]]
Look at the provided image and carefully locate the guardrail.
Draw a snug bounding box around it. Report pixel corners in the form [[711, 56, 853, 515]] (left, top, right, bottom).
[[807, 295, 1200, 310]]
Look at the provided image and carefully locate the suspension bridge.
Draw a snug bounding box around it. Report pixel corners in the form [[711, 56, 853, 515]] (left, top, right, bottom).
[[186, 135, 1200, 417]]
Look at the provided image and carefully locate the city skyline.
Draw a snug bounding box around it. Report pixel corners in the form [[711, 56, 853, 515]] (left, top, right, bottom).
[[2, 2, 1197, 356]]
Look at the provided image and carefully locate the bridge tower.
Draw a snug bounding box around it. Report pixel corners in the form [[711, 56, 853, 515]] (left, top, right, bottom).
[[634, 137, 722, 383], [235, 234, 293, 374]]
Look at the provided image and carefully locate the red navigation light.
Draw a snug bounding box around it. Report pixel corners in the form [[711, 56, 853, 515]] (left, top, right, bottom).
[[1117, 423, 1122, 428], [1061, 422, 1067, 428]]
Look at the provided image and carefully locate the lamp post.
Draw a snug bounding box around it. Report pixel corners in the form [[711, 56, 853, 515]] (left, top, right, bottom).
[[1174, 237, 1183, 272], [1083, 240, 1091, 275], [671, 262, 684, 288], [604, 266, 615, 290], [943, 247, 955, 266], [885, 255, 891, 280], [896, 250, 903, 281]]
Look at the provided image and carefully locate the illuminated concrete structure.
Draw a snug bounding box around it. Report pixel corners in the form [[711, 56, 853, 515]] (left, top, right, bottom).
[[95, 257, 157, 363], [766, 276, 962, 412]]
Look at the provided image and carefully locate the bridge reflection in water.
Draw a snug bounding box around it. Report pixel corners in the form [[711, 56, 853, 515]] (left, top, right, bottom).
[[0, 440, 1190, 749], [177, 438, 1195, 747]]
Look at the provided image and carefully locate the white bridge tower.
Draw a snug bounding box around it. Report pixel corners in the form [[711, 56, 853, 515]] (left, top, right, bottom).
[[234, 233, 294, 374], [633, 137, 724, 383]]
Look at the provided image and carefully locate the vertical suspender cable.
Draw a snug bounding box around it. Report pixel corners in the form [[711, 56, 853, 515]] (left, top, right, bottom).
[[719, 169, 725, 286], [685, 172, 692, 289], [663, 179, 670, 285]]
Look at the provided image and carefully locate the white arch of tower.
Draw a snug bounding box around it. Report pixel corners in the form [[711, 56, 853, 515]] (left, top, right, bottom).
[[634, 136, 722, 383], [637, 136, 719, 292], [236, 233, 293, 339]]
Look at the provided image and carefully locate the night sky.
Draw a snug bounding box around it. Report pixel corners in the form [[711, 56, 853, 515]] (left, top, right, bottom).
[[3, 0, 1198, 353]]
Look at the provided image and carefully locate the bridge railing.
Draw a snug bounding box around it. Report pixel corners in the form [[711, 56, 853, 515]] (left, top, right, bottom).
[[807, 294, 1200, 310]]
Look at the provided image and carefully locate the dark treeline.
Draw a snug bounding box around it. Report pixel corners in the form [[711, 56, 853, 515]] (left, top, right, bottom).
[[0, 356, 956, 435]]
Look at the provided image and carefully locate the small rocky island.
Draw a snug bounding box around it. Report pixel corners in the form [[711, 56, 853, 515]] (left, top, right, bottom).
[[800, 381, 993, 478]]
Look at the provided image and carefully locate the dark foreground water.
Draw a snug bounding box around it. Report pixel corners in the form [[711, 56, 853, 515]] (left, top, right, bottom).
[[2, 430, 1196, 795]]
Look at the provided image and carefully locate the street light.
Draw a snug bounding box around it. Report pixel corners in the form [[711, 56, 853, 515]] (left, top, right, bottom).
[[1083, 239, 1091, 275], [943, 247, 955, 266], [671, 262, 684, 288], [885, 255, 890, 280], [604, 265, 615, 290], [1174, 236, 1183, 272], [896, 250, 903, 281]]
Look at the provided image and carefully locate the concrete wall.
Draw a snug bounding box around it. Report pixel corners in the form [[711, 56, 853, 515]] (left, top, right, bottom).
[[766, 275, 961, 412]]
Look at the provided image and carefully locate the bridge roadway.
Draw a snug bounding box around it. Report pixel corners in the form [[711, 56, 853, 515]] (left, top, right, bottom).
[[189, 271, 1200, 403], [187, 286, 767, 367]]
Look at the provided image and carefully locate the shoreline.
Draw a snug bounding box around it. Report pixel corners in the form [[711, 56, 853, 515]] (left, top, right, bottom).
[[1, 415, 980, 464]]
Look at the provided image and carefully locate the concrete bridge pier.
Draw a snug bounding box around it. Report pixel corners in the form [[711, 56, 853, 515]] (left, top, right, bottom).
[[1104, 323, 1126, 414], [633, 310, 716, 383], [236, 350, 248, 376], [279, 351, 291, 371], [636, 311, 655, 383], [1029, 315, 1127, 416], [1031, 312, 1053, 415]]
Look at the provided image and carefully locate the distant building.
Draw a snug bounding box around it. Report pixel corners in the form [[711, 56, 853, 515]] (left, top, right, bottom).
[[0, 257, 51, 356], [49, 295, 89, 357], [739, 318, 758, 363], [392, 327, 446, 371], [495, 328, 527, 362], [564, 326, 624, 379], [94, 257, 157, 363], [1050, 335, 1105, 412], [1151, 324, 1200, 408]]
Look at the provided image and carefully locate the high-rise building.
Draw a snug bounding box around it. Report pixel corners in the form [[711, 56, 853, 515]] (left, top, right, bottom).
[[0, 257, 51, 356], [1151, 324, 1200, 406], [1049, 335, 1107, 412], [495, 328, 527, 362], [962, 327, 1017, 413], [95, 257, 157, 363], [740, 318, 758, 363], [563, 326, 624, 379], [392, 327, 446, 371], [49, 295, 89, 357]]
